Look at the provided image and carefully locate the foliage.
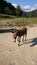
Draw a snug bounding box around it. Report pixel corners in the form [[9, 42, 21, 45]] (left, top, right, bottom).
[[0, 17, 37, 26], [0, 0, 37, 17]]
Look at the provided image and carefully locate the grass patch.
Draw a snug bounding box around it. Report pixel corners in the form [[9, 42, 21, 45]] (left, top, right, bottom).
[[0, 15, 37, 27], [11, 17, 37, 26], [0, 14, 17, 20]]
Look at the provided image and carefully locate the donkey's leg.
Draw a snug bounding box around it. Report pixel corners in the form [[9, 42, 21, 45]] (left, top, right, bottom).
[[24, 34, 27, 41], [13, 37, 16, 42], [17, 36, 21, 46], [17, 36, 21, 42], [13, 33, 17, 42], [22, 36, 24, 41]]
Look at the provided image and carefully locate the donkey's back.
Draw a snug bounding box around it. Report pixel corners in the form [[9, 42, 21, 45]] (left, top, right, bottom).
[[16, 27, 27, 36]]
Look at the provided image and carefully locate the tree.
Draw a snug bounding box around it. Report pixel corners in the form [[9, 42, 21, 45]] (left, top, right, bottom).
[[16, 5, 22, 16]]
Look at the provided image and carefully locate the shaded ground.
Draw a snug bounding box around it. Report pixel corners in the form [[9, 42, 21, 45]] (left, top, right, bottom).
[[0, 27, 37, 65]]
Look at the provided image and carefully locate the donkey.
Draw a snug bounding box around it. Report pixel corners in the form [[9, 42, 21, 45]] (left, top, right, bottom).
[[12, 26, 27, 45]]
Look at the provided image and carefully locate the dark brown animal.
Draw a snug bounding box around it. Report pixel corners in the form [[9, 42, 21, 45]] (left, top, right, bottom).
[[12, 27, 27, 44]]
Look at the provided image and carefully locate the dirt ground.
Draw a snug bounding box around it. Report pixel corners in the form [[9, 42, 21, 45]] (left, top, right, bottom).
[[0, 26, 37, 65]]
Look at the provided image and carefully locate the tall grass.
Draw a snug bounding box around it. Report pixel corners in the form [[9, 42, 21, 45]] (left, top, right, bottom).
[[0, 15, 37, 26], [11, 17, 37, 26]]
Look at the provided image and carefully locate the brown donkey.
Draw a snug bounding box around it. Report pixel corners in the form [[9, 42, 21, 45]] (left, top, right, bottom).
[[12, 26, 27, 46]]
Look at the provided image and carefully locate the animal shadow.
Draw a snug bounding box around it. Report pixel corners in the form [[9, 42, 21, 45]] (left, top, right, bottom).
[[0, 28, 16, 33], [19, 37, 37, 47], [30, 37, 37, 47]]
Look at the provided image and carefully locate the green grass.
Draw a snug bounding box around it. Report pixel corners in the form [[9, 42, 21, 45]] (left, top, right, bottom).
[[11, 17, 37, 26], [0, 14, 37, 26], [0, 14, 17, 20]]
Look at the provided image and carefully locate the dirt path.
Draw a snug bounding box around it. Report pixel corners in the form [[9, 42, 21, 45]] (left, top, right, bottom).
[[0, 27, 37, 65]]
